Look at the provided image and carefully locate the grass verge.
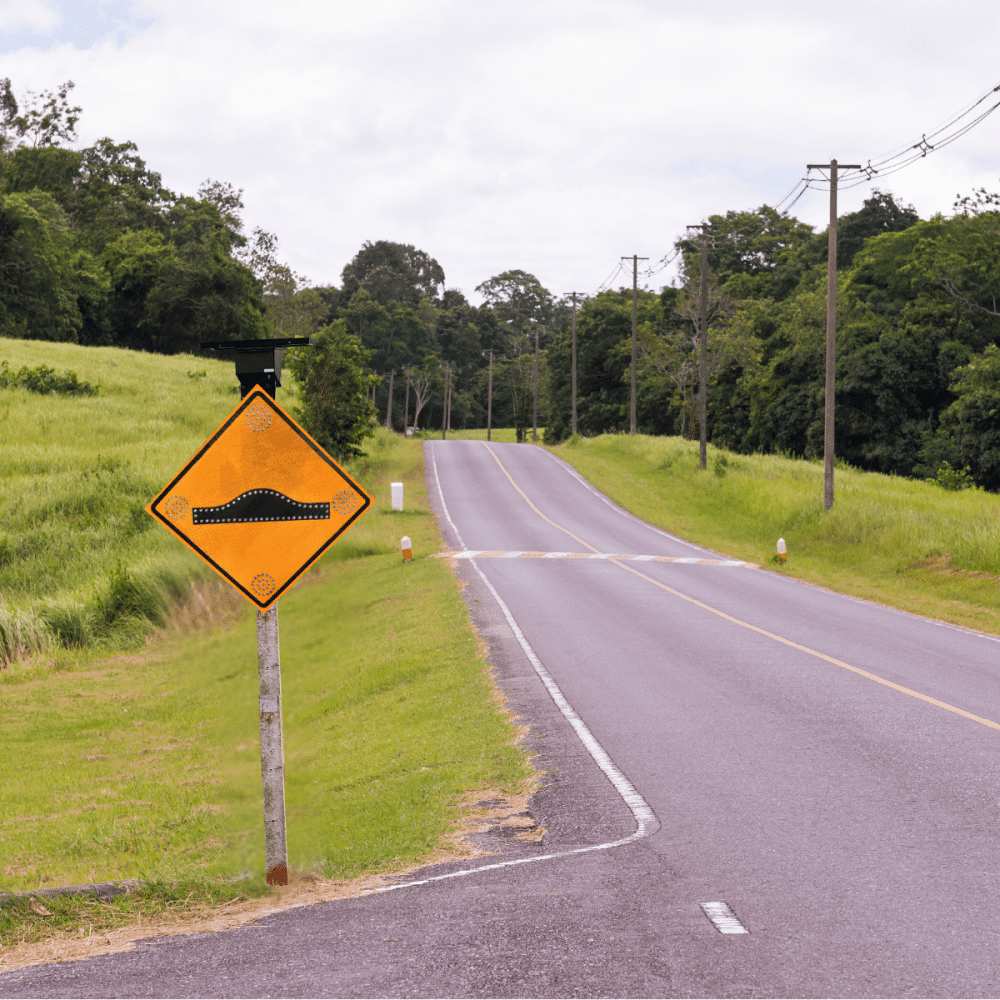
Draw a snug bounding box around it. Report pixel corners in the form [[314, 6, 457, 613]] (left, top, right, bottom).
[[1, 431, 535, 964], [551, 434, 1000, 634]]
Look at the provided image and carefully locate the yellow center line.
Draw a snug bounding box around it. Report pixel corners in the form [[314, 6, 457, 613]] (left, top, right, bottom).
[[481, 443, 1000, 733], [483, 444, 601, 555]]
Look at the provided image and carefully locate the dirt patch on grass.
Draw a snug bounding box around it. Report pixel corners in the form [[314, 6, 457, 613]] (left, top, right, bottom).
[[905, 555, 1000, 583]]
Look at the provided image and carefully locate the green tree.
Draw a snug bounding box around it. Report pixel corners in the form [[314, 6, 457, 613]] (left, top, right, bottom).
[[475, 269, 553, 344], [286, 321, 378, 461], [75, 139, 174, 251], [676, 205, 815, 302], [99, 202, 266, 354], [341, 240, 445, 307], [834, 190, 920, 268], [903, 210, 1000, 320], [474, 270, 553, 438], [1, 79, 81, 150], [0, 190, 83, 341], [930, 344, 1000, 489], [100, 229, 175, 349], [545, 289, 662, 441]]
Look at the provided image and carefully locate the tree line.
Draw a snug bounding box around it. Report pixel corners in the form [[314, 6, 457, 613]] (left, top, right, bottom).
[[4, 79, 1000, 486]]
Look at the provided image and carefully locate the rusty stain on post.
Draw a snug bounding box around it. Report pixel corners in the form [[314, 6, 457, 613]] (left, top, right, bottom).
[[257, 605, 288, 886]]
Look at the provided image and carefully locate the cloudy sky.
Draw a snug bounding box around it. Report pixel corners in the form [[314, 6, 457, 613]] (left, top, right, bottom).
[[4, 1, 1000, 301]]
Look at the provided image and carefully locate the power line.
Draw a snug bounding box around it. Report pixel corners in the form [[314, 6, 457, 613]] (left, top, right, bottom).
[[806, 80, 1000, 194], [594, 259, 628, 294], [595, 82, 1000, 299]]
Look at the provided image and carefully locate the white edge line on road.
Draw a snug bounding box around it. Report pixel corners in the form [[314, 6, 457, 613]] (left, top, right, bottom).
[[367, 445, 660, 896]]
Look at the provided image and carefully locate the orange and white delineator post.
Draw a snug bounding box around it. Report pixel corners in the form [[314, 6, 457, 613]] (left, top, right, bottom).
[[401, 535, 413, 562], [777, 537, 787, 563]]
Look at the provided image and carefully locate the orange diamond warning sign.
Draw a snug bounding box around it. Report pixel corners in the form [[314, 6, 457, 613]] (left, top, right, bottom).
[[146, 388, 372, 610]]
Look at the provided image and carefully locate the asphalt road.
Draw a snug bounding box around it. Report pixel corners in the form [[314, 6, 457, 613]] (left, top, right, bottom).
[[6, 440, 1000, 998]]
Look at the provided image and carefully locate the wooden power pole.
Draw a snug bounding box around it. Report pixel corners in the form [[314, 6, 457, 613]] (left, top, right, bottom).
[[441, 363, 450, 440], [687, 224, 710, 470], [384, 370, 395, 430], [622, 255, 648, 436], [566, 292, 584, 436], [403, 366, 411, 433], [806, 158, 860, 510], [532, 327, 540, 442], [483, 350, 494, 442]]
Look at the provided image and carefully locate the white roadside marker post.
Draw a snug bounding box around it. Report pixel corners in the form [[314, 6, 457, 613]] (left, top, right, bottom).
[[391, 482, 404, 510], [777, 537, 787, 564], [256, 605, 288, 885], [401, 535, 413, 562]]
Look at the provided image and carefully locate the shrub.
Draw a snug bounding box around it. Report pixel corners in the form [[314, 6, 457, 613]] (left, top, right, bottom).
[[927, 461, 977, 491], [0, 360, 100, 395]]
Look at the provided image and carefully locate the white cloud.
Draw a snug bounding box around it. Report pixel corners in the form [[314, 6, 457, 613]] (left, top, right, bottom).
[[3, 0, 1000, 298], [0, 0, 59, 32]]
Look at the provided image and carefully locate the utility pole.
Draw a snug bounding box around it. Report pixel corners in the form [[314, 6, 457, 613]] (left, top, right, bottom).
[[566, 292, 584, 436], [403, 366, 411, 433], [483, 350, 494, 441], [807, 158, 861, 510], [384, 369, 395, 430], [532, 327, 540, 442], [441, 363, 450, 440], [687, 225, 710, 470], [448, 365, 462, 430], [622, 255, 648, 435]]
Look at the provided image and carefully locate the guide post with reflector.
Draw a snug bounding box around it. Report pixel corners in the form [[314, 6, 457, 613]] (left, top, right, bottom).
[[401, 536, 413, 562], [146, 340, 373, 886]]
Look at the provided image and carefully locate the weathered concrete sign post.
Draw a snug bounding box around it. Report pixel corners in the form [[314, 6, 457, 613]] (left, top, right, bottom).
[[146, 338, 373, 884]]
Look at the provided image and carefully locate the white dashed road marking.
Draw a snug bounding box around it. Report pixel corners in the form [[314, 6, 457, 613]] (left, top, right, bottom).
[[700, 901, 749, 935]]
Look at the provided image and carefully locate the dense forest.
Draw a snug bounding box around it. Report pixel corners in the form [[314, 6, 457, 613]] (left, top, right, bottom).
[[4, 80, 1000, 486]]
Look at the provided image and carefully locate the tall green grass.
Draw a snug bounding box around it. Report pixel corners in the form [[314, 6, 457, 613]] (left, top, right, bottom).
[[555, 434, 1000, 633], [0, 338, 245, 663]]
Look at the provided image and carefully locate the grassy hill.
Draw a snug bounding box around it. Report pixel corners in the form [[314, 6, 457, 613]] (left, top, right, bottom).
[[0, 337, 244, 660]]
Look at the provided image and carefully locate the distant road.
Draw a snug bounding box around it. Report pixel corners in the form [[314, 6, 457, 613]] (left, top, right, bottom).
[[7, 440, 1000, 998]]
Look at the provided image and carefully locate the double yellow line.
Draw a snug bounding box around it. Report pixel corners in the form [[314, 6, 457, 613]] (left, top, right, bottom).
[[483, 443, 1000, 733]]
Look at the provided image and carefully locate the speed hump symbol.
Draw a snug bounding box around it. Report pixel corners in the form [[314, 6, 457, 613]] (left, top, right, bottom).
[[146, 388, 372, 610]]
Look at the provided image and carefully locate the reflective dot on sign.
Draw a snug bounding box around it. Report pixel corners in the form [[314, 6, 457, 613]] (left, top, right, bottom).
[[165, 496, 190, 520], [332, 490, 358, 515], [245, 406, 273, 433]]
